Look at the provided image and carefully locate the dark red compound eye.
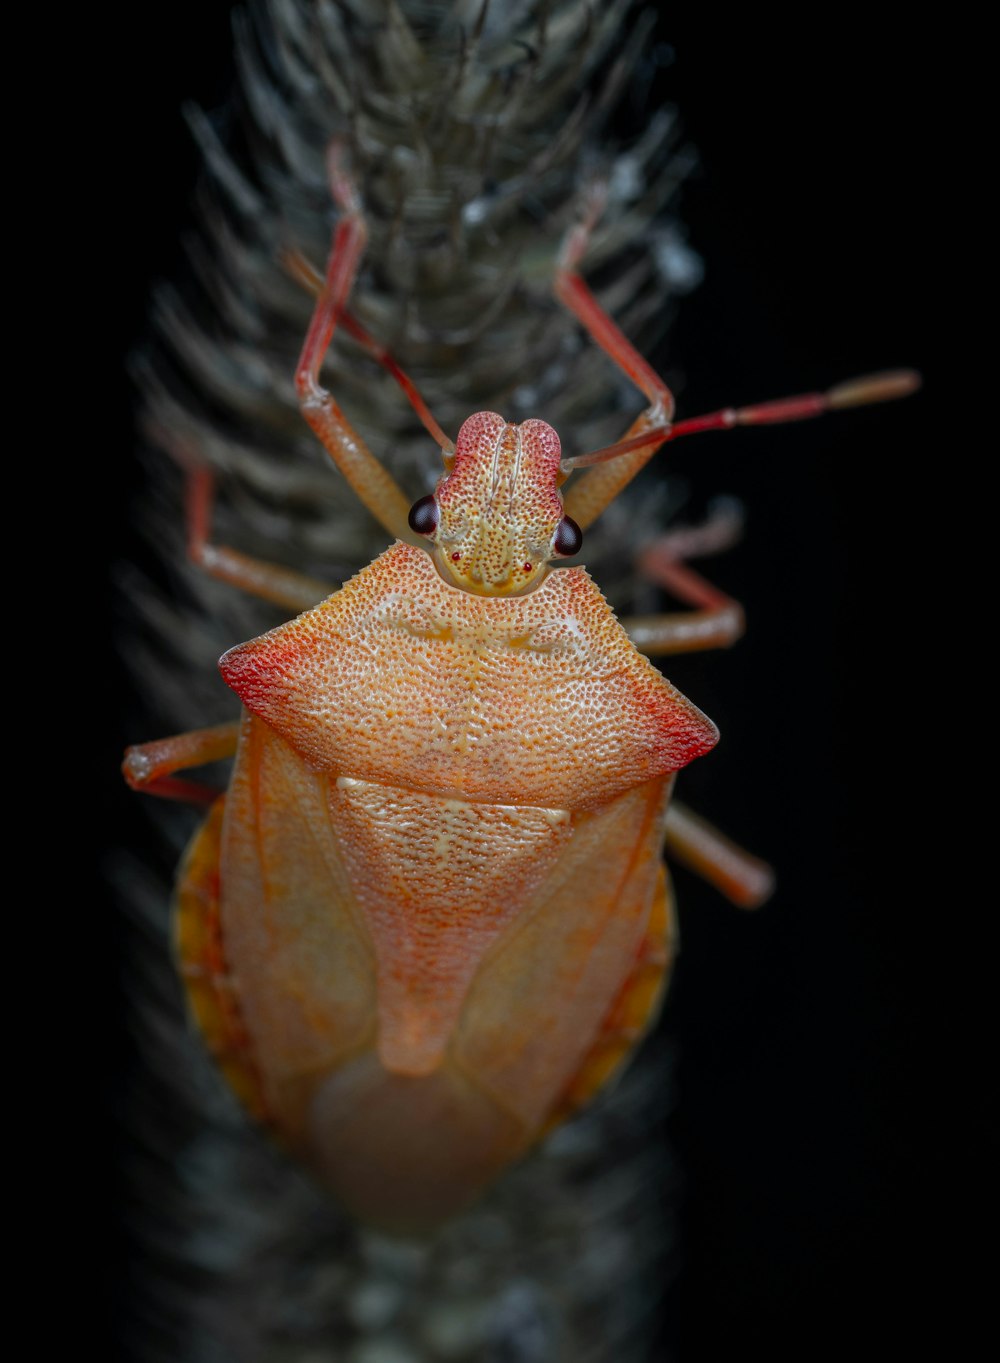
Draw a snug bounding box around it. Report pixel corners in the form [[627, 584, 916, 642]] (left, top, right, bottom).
[[553, 515, 583, 557], [407, 494, 439, 535]]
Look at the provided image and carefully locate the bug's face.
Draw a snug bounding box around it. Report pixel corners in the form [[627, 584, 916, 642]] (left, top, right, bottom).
[[409, 412, 582, 597]]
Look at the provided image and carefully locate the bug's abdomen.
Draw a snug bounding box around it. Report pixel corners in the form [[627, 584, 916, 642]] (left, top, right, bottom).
[[209, 714, 676, 1231], [219, 543, 718, 811], [209, 544, 718, 1230], [174, 795, 271, 1123], [304, 767, 675, 1233], [543, 863, 676, 1134]]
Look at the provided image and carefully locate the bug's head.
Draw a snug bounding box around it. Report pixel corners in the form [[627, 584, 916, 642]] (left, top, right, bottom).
[[408, 412, 582, 596]]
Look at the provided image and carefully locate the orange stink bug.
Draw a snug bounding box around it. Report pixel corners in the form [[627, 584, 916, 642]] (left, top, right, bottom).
[[123, 139, 917, 1235]]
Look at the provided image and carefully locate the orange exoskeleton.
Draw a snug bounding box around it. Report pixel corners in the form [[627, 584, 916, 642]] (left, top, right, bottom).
[[124, 148, 917, 1234]]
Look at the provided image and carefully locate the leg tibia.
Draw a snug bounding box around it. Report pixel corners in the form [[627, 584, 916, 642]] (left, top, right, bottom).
[[624, 604, 744, 655], [186, 468, 334, 612], [623, 509, 746, 655], [555, 193, 677, 527], [664, 802, 774, 909], [122, 721, 240, 805], [192, 543, 332, 613], [294, 148, 429, 542]]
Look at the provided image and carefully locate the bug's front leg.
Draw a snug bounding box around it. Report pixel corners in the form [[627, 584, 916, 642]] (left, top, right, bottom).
[[554, 189, 919, 532], [295, 146, 436, 542], [555, 187, 678, 529]]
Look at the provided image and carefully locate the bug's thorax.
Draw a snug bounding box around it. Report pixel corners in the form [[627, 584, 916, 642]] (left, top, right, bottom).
[[422, 412, 570, 598], [220, 542, 718, 812]]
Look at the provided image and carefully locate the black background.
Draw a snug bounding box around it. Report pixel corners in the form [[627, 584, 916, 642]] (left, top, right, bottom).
[[85, 6, 939, 1359]]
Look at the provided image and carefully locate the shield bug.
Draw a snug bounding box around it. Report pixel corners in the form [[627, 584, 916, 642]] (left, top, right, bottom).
[[123, 142, 917, 1234]]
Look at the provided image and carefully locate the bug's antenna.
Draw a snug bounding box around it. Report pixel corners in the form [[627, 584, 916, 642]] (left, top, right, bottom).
[[283, 247, 455, 454], [561, 368, 921, 471]]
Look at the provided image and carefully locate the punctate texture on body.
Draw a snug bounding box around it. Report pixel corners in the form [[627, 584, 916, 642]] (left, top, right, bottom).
[[205, 539, 716, 1229]]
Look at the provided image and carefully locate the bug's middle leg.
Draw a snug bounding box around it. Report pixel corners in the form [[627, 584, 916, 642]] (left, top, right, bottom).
[[185, 466, 337, 612], [621, 501, 746, 657], [145, 416, 337, 612], [621, 503, 772, 906]]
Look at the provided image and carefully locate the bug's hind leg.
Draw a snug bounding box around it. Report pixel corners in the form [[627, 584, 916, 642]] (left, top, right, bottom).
[[122, 721, 240, 805], [621, 499, 746, 656], [665, 802, 774, 909]]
